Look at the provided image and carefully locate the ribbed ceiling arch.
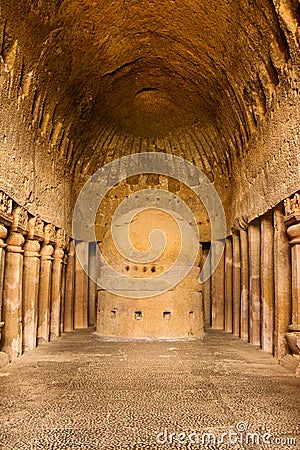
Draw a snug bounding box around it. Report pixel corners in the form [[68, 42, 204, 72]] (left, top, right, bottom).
[[1, 0, 297, 181]]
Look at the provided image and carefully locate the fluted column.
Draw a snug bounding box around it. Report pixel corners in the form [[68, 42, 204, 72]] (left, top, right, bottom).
[[248, 221, 261, 346], [22, 216, 44, 352], [2, 207, 27, 359], [225, 236, 233, 333], [261, 213, 274, 353], [232, 230, 241, 337], [64, 240, 75, 331], [37, 224, 55, 344], [50, 229, 66, 340]]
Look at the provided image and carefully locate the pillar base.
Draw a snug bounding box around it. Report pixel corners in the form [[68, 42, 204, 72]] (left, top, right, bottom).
[[280, 354, 300, 377], [49, 332, 60, 341], [0, 321, 4, 340], [0, 351, 9, 369], [288, 324, 300, 332], [37, 337, 48, 346], [285, 330, 300, 355]]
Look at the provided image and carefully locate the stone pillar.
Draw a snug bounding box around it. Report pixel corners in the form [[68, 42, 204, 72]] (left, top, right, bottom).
[[248, 221, 261, 346], [2, 206, 28, 359], [74, 240, 89, 329], [240, 221, 249, 340], [225, 236, 233, 333], [261, 213, 274, 353], [0, 225, 8, 341], [232, 230, 241, 337], [288, 233, 300, 328], [201, 245, 211, 329], [64, 240, 75, 331], [60, 243, 68, 334], [50, 229, 66, 340], [211, 241, 225, 330], [283, 194, 300, 365], [273, 205, 291, 359], [22, 216, 44, 352], [88, 241, 98, 327], [37, 224, 55, 344], [0, 192, 13, 366]]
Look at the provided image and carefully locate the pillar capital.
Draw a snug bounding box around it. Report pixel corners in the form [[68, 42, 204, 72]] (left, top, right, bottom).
[[23, 216, 44, 258], [23, 239, 41, 257], [39, 224, 55, 261], [53, 245, 65, 261], [284, 191, 300, 243], [283, 192, 300, 356], [67, 239, 75, 257], [40, 241, 54, 260], [232, 215, 248, 233], [44, 223, 56, 245], [5, 205, 27, 252], [56, 228, 68, 249], [11, 206, 28, 234], [284, 192, 300, 231], [0, 223, 8, 248], [6, 231, 25, 252], [286, 223, 300, 245], [0, 191, 13, 226], [53, 229, 68, 261], [27, 216, 44, 241]]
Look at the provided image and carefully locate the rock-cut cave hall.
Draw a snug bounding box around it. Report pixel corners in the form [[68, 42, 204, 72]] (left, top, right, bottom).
[[0, 1, 300, 449]]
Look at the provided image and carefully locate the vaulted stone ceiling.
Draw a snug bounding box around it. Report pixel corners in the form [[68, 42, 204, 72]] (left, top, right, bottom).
[[1, 0, 298, 182]]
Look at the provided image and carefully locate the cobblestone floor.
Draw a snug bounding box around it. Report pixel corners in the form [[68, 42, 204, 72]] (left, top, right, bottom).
[[0, 329, 299, 450]]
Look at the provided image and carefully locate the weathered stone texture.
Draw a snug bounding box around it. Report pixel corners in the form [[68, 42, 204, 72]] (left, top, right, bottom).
[[0, 29, 74, 232], [230, 81, 300, 227], [0, 1, 298, 230]]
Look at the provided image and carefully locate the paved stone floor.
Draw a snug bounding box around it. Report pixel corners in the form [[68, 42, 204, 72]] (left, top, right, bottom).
[[0, 329, 299, 450]]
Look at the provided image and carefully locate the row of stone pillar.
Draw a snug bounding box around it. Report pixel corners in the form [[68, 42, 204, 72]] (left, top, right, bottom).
[[205, 203, 293, 360], [0, 191, 91, 364]]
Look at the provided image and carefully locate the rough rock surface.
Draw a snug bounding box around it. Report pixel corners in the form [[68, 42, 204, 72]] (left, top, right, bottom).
[[0, 1, 299, 228]]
